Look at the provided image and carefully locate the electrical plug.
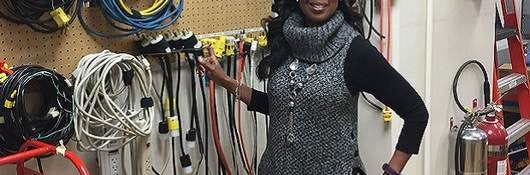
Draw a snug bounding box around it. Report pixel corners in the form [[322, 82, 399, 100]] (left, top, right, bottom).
[[158, 121, 169, 135], [225, 36, 236, 56], [180, 154, 193, 174], [167, 117, 180, 137], [258, 35, 268, 47], [185, 129, 197, 149], [50, 7, 71, 28], [0, 73, 7, 84]]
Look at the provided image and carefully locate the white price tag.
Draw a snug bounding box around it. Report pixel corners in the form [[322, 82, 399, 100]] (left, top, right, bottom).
[[497, 159, 507, 175]]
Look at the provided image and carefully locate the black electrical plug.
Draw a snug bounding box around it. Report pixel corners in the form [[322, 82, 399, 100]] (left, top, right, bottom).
[[158, 121, 169, 135], [180, 154, 193, 174], [185, 129, 197, 148]]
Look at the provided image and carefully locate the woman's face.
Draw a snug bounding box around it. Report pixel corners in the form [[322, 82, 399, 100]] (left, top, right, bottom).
[[298, 0, 340, 25]]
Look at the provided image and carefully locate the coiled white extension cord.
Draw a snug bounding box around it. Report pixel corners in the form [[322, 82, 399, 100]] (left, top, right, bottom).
[[73, 50, 154, 151]]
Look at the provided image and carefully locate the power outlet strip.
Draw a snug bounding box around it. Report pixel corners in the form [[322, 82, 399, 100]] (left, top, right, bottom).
[[98, 150, 123, 175], [132, 135, 153, 175]]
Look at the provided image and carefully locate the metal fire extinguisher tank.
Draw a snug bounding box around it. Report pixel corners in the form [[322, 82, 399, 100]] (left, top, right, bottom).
[[456, 123, 488, 175]]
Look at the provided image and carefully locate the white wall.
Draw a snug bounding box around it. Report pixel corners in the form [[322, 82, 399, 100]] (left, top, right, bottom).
[[391, 0, 495, 174]]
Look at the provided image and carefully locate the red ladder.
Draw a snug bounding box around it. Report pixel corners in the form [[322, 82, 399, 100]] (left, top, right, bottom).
[[495, 0, 530, 174]]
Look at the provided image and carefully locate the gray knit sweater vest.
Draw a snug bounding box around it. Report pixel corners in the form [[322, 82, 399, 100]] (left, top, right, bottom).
[[258, 11, 363, 175]]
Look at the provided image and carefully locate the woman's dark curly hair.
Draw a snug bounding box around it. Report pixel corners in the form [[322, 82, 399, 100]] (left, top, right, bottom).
[[257, 0, 365, 80]]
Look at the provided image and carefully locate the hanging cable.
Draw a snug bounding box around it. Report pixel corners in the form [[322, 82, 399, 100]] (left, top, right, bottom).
[[361, 0, 385, 39], [0, 65, 73, 156], [185, 53, 205, 157], [452, 60, 491, 113], [198, 71, 210, 175], [77, 0, 184, 37], [236, 40, 254, 175], [72, 50, 154, 152], [0, 0, 78, 33], [155, 57, 180, 175], [210, 80, 232, 175]]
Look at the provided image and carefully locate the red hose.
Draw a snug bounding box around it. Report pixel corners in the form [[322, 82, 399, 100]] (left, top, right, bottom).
[[209, 81, 232, 175], [0, 140, 89, 175], [237, 42, 254, 175]]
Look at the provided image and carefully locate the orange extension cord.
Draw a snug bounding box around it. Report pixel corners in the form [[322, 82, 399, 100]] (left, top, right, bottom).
[[237, 41, 255, 175], [209, 81, 232, 175], [379, 0, 392, 62]]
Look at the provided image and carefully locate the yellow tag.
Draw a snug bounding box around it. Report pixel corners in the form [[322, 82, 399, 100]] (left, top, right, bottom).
[[4, 100, 14, 109], [225, 41, 235, 56], [383, 107, 392, 122], [0, 73, 7, 84], [214, 36, 227, 58], [167, 117, 180, 130], [258, 35, 268, 47], [50, 7, 71, 28]]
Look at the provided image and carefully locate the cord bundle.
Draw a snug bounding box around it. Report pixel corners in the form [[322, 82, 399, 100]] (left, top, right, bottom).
[[0, 65, 74, 156], [0, 0, 78, 33], [73, 50, 154, 151], [78, 0, 184, 37]]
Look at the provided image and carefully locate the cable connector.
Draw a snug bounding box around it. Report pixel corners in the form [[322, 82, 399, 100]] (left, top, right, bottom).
[[180, 154, 193, 174], [186, 129, 197, 149], [140, 56, 151, 70], [140, 97, 154, 108], [258, 35, 268, 47], [167, 117, 180, 137], [122, 70, 134, 86], [4, 90, 17, 109], [214, 36, 227, 58], [50, 7, 71, 28], [48, 107, 60, 118], [56, 140, 67, 157], [0, 73, 7, 84], [158, 121, 169, 135], [382, 107, 392, 122], [225, 36, 236, 56]]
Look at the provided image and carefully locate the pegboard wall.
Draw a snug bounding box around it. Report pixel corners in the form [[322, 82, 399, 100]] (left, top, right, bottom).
[[0, 0, 271, 76]]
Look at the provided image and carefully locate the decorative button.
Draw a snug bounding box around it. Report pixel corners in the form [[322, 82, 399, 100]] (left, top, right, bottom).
[[306, 64, 317, 74], [289, 59, 299, 71], [287, 133, 295, 142], [288, 101, 295, 107]]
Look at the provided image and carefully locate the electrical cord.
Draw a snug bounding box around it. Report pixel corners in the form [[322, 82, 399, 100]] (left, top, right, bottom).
[[156, 57, 179, 175], [77, 0, 184, 37], [225, 55, 240, 173], [0, 0, 78, 33], [185, 53, 205, 156], [452, 60, 491, 113], [198, 70, 210, 175], [209, 80, 232, 175], [361, 0, 385, 39], [72, 50, 154, 152], [0, 65, 74, 156], [236, 41, 254, 175]]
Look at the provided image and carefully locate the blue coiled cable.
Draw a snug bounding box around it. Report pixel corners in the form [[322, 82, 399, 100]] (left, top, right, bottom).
[[78, 0, 184, 38]]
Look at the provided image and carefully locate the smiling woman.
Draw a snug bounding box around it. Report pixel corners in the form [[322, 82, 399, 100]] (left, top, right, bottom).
[[298, 0, 340, 25], [197, 0, 429, 174]]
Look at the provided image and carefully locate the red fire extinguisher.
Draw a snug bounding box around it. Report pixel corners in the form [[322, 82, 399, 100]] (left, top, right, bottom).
[[478, 113, 509, 175]]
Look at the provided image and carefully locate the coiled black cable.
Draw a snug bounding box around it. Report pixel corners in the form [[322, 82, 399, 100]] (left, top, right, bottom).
[[0, 0, 78, 33], [0, 65, 73, 156]]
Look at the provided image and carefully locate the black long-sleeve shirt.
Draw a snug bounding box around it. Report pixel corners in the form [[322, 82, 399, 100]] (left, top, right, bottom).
[[248, 37, 429, 154]]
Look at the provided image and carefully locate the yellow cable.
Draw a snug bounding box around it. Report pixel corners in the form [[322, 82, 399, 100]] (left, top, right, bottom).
[[117, 0, 169, 16]]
